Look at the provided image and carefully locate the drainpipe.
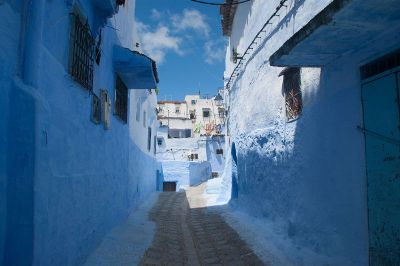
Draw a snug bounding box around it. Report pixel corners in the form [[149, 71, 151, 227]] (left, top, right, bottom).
[[22, 0, 45, 87]]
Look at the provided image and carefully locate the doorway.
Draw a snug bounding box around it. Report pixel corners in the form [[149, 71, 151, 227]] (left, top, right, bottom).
[[361, 52, 400, 264]]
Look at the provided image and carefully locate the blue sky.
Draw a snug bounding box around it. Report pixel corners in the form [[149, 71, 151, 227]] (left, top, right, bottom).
[[136, 0, 226, 100]]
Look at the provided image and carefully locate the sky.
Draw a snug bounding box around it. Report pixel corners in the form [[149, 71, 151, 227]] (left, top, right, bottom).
[[135, 0, 227, 100]]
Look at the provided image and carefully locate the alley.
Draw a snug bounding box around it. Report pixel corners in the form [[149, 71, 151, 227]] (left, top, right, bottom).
[[140, 185, 265, 266]]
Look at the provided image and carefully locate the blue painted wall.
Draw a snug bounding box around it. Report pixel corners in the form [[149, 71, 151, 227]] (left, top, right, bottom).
[[1, 0, 159, 265]]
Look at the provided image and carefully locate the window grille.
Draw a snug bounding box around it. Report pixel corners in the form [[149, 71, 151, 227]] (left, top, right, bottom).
[[216, 149, 223, 155], [280, 67, 302, 121], [91, 93, 101, 124], [115, 75, 128, 123], [148, 127, 152, 151], [69, 13, 95, 90], [360, 49, 400, 80]]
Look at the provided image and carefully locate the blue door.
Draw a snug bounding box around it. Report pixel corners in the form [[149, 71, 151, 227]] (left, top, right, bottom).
[[361, 71, 400, 264]]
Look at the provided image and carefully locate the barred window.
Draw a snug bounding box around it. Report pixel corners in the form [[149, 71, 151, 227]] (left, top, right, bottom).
[[115, 75, 128, 123], [280, 67, 302, 121], [69, 12, 95, 90]]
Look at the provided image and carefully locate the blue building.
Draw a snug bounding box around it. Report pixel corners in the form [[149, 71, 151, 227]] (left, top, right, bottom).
[[0, 0, 159, 264], [221, 0, 400, 264]]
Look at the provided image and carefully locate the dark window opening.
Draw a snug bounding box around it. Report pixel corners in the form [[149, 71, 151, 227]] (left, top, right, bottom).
[[163, 181, 176, 192], [189, 154, 198, 161], [190, 111, 195, 119], [157, 138, 163, 146], [148, 127, 152, 151], [115, 75, 128, 123], [91, 93, 101, 124], [360, 48, 400, 80], [218, 109, 225, 118], [212, 172, 219, 178], [191, 100, 196, 105], [216, 149, 223, 155], [69, 12, 95, 90], [280, 67, 302, 121], [203, 109, 210, 118], [153, 136, 157, 155]]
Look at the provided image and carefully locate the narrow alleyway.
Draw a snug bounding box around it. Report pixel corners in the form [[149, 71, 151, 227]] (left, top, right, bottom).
[[140, 185, 265, 266]]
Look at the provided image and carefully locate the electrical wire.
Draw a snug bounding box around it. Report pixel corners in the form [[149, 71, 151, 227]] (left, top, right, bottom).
[[190, 0, 252, 6]]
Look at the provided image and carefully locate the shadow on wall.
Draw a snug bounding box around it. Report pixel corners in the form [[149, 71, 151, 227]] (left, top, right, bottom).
[[4, 85, 35, 265]]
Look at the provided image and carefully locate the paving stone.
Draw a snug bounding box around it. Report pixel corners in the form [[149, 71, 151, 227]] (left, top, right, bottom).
[[139, 190, 266, 266]]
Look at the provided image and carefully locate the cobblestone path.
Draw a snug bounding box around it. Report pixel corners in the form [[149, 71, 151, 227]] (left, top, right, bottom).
[[140, 191, 265, 266]]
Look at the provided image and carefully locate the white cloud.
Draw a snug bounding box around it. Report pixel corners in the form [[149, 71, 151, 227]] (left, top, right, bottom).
[[204, 39, 227, 64], [137, 21, 183, 64], [172, 9, 210, 37], [150, 9, 162, 20]]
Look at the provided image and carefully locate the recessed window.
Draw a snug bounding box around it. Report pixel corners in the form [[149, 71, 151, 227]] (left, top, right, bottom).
[[69, 11, 95, 90], [153, 136, 157, 155], [175, 106, 180, 113], [191, 100, 196, 105], [190, 111, 195, 119], [218, 108, 225, 118], [189, 153, 199, 161], [212, 172, 219, 178], [280, 67, 302, 121], [91, 93, 101, 124], [136, 101, 141, 122], [115, 75, 128, 123], [203, 109, 210, 118], [216, 149, 223, 155], [157, 138, 163, 146], [148, 127, 152, 151]]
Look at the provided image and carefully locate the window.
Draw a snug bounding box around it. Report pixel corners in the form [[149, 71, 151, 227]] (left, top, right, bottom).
[[175, 106, 180, 113], [189, 153, 199, 161], [69, 11, 95, 90], [91, 93, 101, 124], [191, 100, 196, 105], [115, 75, 128, 123], [136, 100, 141, 122], [153, 136, 157, 155], [212, 172, 219, 178], [203, 109, 210, 118], [216, 149, 223, 155], [190, 111, 195, 119], [148, 127, 152, 151], [218, 108, 225, 118], [157, 138, 163, 146], [143, 111, 146, 127], [280, 67, 302, 121]]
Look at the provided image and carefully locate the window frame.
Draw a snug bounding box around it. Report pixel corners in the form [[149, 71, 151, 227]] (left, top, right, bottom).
[[69, 9, 95, 91], [114, 75, 128, 123], [280, 67, 302, 122]]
